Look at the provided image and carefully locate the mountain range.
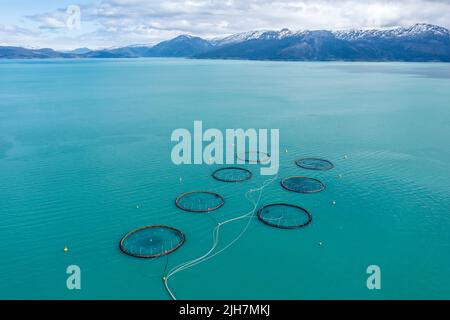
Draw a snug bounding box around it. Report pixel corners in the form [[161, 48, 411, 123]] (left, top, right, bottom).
[[1, 23, 450, 61]]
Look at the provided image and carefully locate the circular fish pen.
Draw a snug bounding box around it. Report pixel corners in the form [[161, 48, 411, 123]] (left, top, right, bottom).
[[236, 151, 271, 164], [175, 190, 225, 212], [281, 176, 326, 194], [295, 158, 334, 171], [212, 167, 252, 183], [257, 203, 312, 229], [120, 225, 185, 258]]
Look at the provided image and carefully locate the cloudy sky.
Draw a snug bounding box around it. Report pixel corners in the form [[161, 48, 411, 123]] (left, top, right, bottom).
[[1, 0, 450, 50]]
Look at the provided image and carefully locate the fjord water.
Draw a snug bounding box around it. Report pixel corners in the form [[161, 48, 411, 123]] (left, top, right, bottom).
[[1, 59, 449, 299]]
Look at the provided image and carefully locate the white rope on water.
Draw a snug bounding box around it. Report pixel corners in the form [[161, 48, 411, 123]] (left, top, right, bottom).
[[163, 175, 278, 300]]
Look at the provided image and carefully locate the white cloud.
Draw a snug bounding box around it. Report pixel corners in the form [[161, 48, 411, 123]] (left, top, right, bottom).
[[26, 9, 69, 30], [2, 0, 450, 49], [0, 24, 39, 47]]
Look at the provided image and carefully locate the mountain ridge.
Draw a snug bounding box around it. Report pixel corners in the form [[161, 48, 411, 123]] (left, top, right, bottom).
[[1, 23, 450, 61]]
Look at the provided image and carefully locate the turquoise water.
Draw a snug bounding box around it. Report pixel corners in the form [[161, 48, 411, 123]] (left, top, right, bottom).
[[1, 59, 449, 299]]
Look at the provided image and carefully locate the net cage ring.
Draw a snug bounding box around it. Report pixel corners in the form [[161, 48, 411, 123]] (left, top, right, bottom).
[[212, 167, 253, 182], [236, 151, 271, 164], [175, 190, 225, 212], [295, 157, 335, 171], [119, 225, 186, 258], [257, 203, 313, 229], [281, 176, 326, 194]]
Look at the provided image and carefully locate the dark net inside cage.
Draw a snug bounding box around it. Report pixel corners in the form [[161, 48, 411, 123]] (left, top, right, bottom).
[[175, 190, 225, 212], [281, 176, 326, 193], [236, 151, 271, 164], [212, 167, 252, 182], [120, 225, 185, 258], [295, 158, 334, 171], [257, 204, 312, 229]]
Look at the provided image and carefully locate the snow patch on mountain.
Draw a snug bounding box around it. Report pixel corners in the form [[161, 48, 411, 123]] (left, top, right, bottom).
[[213, 28, 301, 46], [212, 23, 449, 45], [333, 23, 449, 40]]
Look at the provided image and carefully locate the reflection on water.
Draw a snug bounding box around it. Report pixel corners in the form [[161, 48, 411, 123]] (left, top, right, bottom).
[[320, 63, 450, 79]]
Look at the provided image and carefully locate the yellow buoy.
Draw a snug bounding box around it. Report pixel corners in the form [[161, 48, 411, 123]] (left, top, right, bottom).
[[64, 247, 69, 252]]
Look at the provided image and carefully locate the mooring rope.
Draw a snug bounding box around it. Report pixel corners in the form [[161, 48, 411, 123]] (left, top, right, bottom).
[[163, 175, 278, 300]]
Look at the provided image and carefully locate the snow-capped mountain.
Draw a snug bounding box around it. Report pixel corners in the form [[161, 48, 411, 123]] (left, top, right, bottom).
[[197, 23, 450, 61]]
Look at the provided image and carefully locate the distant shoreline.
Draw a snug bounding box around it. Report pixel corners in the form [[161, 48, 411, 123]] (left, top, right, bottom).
[[1, 57, 450, 63]]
